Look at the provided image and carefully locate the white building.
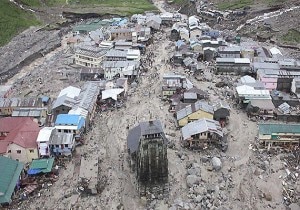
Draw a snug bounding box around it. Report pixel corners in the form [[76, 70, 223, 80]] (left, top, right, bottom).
[[36, 127, 56, 157], [236, 85, 271, 103]]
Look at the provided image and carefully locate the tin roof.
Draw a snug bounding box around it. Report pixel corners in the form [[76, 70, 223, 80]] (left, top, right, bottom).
[[73, 81, 101, 113], [0, 156, 24, 204], [49, 132, 74, 145], [76, 46, 108, 58], [28, 158, 54, 174], [259, 123, 300, 135], [58, 86, 81, 99], [12, 108, 45, 117], [181, 118, 223, 140], [176, 100, 214, 120], [52, 94, 75, 110], [0, 98, 42, 109], [36, 127, 56, 143], [55, 114, 85, 130]]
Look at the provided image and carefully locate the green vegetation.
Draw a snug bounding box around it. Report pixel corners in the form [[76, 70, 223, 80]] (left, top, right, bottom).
[[23, 0, 157, 11], [18, 0, 157, 16], [20, 0, 41, 7], [266, 0, 288, 6], [217, 0, 253, 10], [281, 29, 300, 44], [0, 1, 40, 46]]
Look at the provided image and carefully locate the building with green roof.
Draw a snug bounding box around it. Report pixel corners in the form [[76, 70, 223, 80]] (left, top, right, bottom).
[[258, 123, 300, 146], [72, 19, 112, 34], [0, 156, 24, 205], [27, 158, 54, 175]]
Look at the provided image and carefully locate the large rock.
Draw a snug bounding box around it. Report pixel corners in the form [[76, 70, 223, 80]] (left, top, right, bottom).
[[186, 175, 201, 188], [211, 157, 222, 171], [187, 167, 201, 176], [289, 203, 300, 210]]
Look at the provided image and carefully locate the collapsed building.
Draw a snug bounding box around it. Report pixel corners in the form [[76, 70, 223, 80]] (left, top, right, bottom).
[[127, 120, 168, 196]]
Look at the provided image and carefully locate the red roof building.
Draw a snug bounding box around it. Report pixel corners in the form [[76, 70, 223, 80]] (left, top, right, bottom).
[[0, 117, 40, 163]]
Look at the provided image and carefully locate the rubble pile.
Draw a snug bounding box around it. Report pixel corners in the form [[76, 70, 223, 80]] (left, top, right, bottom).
[[0, 27, 62, 83], [281, 149, 300, 206]]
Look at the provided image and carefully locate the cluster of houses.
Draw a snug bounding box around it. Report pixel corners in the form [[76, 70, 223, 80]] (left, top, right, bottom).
[[70, 13, 171, 81], [1, 10, 300, 205], [161, 73, 230, 149], [0, 78, 129, 205], [164, 14, 300, 149]]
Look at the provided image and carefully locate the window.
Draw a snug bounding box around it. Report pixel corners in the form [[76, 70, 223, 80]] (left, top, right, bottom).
[[29, 149, 34, 153], [64, 144, 69, 147], [17, 150, 21, 154], [58, 129, 61, 132], [56, 145, 59, 148], [8, 150, 11, 153]]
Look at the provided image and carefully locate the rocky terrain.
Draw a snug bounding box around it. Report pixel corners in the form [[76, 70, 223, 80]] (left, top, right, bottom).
[[0, 0, 299, 210]]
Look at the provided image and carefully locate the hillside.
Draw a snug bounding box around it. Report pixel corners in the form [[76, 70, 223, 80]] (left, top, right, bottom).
[[0, 0, 157, 46], [0, 1, 40, 46]]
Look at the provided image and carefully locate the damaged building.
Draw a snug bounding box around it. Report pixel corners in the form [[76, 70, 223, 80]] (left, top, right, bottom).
[[127, 120, 168, 196], [181, 118, 223, 149]]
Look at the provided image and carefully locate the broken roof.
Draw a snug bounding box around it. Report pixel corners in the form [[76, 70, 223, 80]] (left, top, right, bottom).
[[0, 156, 24, 204], [278, 102, 291, 114], [181, 118, 223, 140], [249, 99, 275, 110], [127, 120, 167, 154]]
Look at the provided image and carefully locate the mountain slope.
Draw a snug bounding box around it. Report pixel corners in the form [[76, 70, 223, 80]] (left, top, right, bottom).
[[0, 1, 40, 46]]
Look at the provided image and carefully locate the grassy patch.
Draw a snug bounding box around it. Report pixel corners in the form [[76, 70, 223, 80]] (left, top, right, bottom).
[[217, 0, 253, 10], [0, 1, 40, 46], [45, 0, 156, 10], [20, 0, 41, 7], [266, 0, 288, 6], [281, 29, 300, 44], [21, 0, 157, 15]]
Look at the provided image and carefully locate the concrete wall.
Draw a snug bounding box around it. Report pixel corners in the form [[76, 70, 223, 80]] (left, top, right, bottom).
[[7, 143, 38, 163]]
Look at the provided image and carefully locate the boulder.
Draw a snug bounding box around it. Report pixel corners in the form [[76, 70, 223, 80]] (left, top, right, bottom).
[[187, 167, 201, 176], [289, 203, 300, 210], [186, 175, 201, 188], [264, 192, 272, 201], [211, 157, 222, 171]]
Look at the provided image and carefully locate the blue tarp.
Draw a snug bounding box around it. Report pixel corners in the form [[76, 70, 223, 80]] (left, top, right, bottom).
[[27, 168, 42, 175]]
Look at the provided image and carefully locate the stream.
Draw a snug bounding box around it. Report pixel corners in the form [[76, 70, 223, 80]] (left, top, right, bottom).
[[9, 0, 35, 12]]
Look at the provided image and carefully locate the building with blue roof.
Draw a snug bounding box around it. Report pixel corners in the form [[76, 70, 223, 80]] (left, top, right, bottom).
[[54, 114, 85, 135]]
